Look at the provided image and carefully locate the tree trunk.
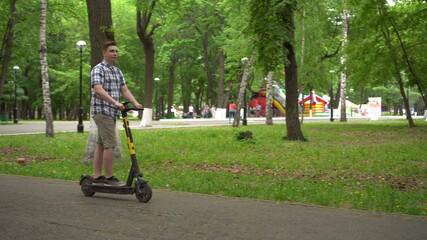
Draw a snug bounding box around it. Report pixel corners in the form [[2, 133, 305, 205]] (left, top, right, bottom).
[[333, 81, 341, 109], [217, 51, 226, 108], [39, 0, 54, 138], [233, 52, 255, 127], [339, 8, 349, 122], [299, 8, 306, 124], [388, 14, 427, 107], [265, 71, 274, 125], [83, 0, 122, 162], [136, 1, 160, 127], [86, 0, 115, 68], [395, 65, 415, 127], [139, 33, 155, 126], [379, 5, 415, 127], [179, 60, 192, 113], [282, 7, 306, 141], [198, 30, 217, 106], [0, 0, 18, 101], [166, 52, 176, 119]]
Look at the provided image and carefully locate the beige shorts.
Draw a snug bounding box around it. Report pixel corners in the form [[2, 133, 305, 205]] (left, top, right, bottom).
[[93, 114, 117, 149]]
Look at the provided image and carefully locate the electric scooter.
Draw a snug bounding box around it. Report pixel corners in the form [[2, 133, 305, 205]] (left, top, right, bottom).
[[80, 103, 152, 203]]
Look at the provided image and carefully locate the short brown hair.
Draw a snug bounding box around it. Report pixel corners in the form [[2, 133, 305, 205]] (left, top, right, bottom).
[[102, 41, 117, 51]]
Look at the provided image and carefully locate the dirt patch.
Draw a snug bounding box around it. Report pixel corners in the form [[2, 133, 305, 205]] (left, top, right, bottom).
[[0, 147, 25, 156], [187, 163, 424, 191], [0, 147, 51, 163]]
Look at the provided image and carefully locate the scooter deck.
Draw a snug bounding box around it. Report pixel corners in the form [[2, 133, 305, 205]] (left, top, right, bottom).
[[80, 175, 135, 195], [82, 184, 135, 195], [79, 105, 152, 202]]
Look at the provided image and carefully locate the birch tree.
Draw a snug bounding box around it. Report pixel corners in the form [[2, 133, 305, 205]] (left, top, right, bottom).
[[39, 0, 54, 137], [233, 52, 256, 127], [339, 7, 349, 122], [0, 0, 18, 100], [299, 7, 306, 124], [265, 71, 274, 125]]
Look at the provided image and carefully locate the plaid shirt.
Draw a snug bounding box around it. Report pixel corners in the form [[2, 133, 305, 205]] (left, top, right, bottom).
[[90, 60, 125, 118]]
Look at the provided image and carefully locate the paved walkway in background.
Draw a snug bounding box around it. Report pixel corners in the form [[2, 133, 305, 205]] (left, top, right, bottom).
[[0, 174, 426, 240], [0, 116, 424, 136]]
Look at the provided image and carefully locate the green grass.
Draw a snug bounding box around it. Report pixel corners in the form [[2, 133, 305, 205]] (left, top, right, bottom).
[[1, 119, 426, 215]]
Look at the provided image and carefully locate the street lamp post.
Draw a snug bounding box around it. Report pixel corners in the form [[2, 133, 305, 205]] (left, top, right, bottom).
[[76, 40, 86, 133], [241, 57, 249, 126], [9, 79, 13, 121], [349, 88, 354, 117], [154, 77, 160, 120], [242, 90, 247, 126], [12, 66, 19, 124], [329, 70, 335, 122]]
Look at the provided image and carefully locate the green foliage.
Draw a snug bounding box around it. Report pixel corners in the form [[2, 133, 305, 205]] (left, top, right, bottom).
[[347, 0, 427, 98], [294, 0, 343, 90], [249, 0, 287, 72], [0, 120, 426, 215], [1, 0, 425, 118]]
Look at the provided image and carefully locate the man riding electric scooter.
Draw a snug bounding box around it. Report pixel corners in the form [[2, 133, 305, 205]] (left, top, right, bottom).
[[90, 41, 142, 187], [80, 41, 151, 202]]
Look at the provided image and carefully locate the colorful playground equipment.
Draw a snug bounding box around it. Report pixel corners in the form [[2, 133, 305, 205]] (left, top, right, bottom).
[[299, 92, 328, 117], [249, 84, 287, 117], [249, 86, 332, 117]]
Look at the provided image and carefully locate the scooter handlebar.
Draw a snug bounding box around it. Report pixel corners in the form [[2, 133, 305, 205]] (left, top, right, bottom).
[[121, 102, 144, 112], [125, 106, 144, 111]]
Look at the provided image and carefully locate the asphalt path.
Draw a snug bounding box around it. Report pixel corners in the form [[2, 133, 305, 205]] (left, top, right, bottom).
[[0, 174, 426, 240], [0, 116, 424, 136], [0, 118, 253, 135]]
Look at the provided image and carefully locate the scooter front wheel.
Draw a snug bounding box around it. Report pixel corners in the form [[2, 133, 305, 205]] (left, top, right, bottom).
[[81, 177, 95, 197], [135, 180, 152, 203]]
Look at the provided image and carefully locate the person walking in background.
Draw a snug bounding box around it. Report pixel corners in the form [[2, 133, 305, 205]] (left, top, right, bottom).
[[90, 41, 143, 187], [189, 104, 194, 118], [203, 105, 210, 118], [171, 106, 176, 118], [256, 104, 262, 117], [211, 105, 216, 119], [228, 101, 237, 123]]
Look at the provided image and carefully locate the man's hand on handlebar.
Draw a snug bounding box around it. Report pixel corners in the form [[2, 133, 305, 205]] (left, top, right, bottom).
[[134, 103, 143, 109], [115, 102, 125, 110], [118, 102, 144, 111]]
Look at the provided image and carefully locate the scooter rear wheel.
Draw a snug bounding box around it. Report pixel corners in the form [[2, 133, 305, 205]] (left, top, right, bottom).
[[135, 181, 152, 203], [81, 177, 95, 197]]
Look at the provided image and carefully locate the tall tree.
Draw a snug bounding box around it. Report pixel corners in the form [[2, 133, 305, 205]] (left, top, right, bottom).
[[86, 0, 115, 68], [83, 0, 121, 162], [339, 6, 349, 122], [0, 0, 18, 101], [347, 0, 422, 127], [279, 1, 306, 141], [166, 50, 176, 119], [136, 0, 160, 127], [39, 0, 54, 137], [385, 1, 427, 107], [249, 0, 306, 141], [216, 51, 227, 109], [265, 71, 274, 125], [377, 2, 414, 127], [298, 6, 306, 123], [233, 52, 255, 127], [222, 0, 255, 112]]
